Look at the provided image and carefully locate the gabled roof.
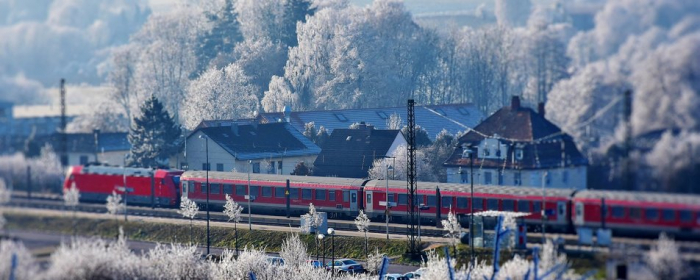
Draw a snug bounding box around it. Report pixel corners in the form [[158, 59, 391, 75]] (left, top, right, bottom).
[[190, 122, 320, 160], [313, 125, 402, 178], [43, 132, 130, 153], [445, 97, 587, 169], [248, 103, 483, 141]]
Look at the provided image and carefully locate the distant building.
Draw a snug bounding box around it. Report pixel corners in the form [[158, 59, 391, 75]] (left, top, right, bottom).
[[185, 122, 320, 175], [313, 123, 406, 178], [199, 103, 484, 142], [444, 96, 588, 189], [40, 131, 130, 167]]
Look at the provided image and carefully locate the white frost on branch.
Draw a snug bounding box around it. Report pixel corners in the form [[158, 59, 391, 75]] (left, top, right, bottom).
[[300, 203, 323, 234], [63, 182, 80, 208], [646, 233, 687, 280], [179, 196, 199, 220], [105, 191, 124, 216], [223, 194, 243, 223]]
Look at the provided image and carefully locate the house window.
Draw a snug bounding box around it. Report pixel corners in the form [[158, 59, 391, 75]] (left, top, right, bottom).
[[545, 173, 551, 186], [514, 172, 522, 186], [262, 187, 272, 197], [442, 196, 452, 208], [216, 163, 224, 171], [202, 163, 210, 171], [457, 197, 468, 209], [290, 188, 299, 199], [498, 171, 503, 185], [275, 187, 285, 198], [484, 172, 492, 185], [302, 189, 312, 200], [315, 189, 326, 200], [236, 185, 246, 196], [210, 184, 220, 194], [180, 163, 188, 170], [562, 171, 569, 183], [515, 149, 523, 160], [483, 147, 490, 157], [223, 184, 233, 194], [252, 163, 260, 173], [460, 171, 469, 183], [80, 155, 89, 165], [329, 190, 335, 201], [278, 161, 283, 174]]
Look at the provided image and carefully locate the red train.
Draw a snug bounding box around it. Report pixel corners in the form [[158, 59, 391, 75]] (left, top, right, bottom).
[[63, 165, 183, 207], [64, 166, 700, 238]]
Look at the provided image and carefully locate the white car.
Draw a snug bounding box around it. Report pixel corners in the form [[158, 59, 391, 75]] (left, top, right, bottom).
[[384, 273, 409, 280], [326, 258, 365, 274]]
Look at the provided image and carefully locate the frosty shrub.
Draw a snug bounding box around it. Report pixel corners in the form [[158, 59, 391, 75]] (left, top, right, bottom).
[[280, 233, 309, 268], [365, 248, 385, 275], [0, 241, 39, 280], [179, 196, 199, 245], [300, 203, 323, 234], [646, 233, 686, 280], [441, 207, 461, 255], [354, 210, 370, 258], [0, 178, 10, 205], [105, 191, 124, 216], [0, 147, 63, 193]]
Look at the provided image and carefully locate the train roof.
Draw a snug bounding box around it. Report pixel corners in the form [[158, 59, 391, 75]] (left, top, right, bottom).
[[181, 171, 367, 187], [574, 189, 700, 206], [363, 179, 577, 198]]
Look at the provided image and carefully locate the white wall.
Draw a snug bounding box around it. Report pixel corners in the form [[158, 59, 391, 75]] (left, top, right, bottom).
[[446, 166, 587, 189], [386, 133, 407, 157]]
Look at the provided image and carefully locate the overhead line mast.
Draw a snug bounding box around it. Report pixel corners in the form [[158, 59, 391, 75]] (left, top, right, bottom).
[[406, 99, 419, 257]]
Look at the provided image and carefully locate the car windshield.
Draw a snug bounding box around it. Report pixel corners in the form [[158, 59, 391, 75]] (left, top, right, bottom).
[[342, 260, 358, 265]]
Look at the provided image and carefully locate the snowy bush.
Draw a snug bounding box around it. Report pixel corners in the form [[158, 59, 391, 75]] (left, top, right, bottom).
[[0, 146, 63, 193], [646, 233, 687, 280], [0, 241, 39, 280]]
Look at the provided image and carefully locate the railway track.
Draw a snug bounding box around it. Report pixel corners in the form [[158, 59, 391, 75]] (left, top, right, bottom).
[[8, 193, 700, 257]]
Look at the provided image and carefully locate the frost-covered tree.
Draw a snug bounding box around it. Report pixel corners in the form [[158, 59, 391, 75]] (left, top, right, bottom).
[[646, 233, 686, 280], [127, 95, 182, 168], [0, 179, 8, 235], [645, 131, 700, 193], [232, 38, 287, 97], [300, 203, 323, 234], [182, 63, 259, 130], [63, 182, 80, 236], [179, 196, 199, 245], [401, 125, 432, 147], [196, 0, 243, 73], [441, 207, 461, 256], [105, 191, 124, 236], [0, 241, 39, 280], [354, 210, 370, 259], [107, 44, 140, 127], [0, 147, 62, 194], [386, 113, 403, 130], [495, 0, 532, 27], [365, 248, 384, 275], [223, 194, 243, 255], [368, 145, 435, 182], [279, 233, 309, 269], [423, 129, 456, 182], [291, 161, 312, 176]]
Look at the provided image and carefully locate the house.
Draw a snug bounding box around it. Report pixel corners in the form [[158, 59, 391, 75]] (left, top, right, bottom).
[[443, 96, 588, 189], [41, 131, 130, 166], [185, 122, 320, 175], [199, 103, 484, 142], [313, 123, 406, 178]]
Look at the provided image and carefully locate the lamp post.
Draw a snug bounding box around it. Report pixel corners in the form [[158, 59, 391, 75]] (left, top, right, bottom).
[[542, 171, 548, 245], [199, 134, 211, 256], [318, 233, 326, 265], [327, 228, 335, 276], [248, 160, 252, 230], [385, 165, 393, 240]]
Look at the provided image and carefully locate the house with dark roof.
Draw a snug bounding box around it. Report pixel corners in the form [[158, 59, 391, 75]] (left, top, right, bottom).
[[199, 103, 484, 142], [185, 122, 320, 175], [444, 96, 588, 189], [40, 131, 130, 166], [313, 123, 406, 178]]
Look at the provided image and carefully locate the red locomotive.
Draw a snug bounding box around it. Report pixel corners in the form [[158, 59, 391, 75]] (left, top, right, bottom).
[[63, 165, 183, 207]]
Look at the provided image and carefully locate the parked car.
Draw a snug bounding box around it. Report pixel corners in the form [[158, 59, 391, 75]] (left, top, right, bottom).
[[326, 259, 365, 274], [384, 273, 409, 280], [306, 260, 324, 269], [266, 257, 285, 266]]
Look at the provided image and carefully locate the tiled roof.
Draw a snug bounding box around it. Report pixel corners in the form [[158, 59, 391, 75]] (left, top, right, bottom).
[[445, 97, 587, 169], [250, 103, 484, 141], [191, 122, 320, 160], [313, 125, 401, 178]]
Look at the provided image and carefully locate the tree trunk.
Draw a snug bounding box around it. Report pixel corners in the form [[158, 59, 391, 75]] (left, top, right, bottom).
[[235, 221, 238, 258], [364, 231, 368, 261], [190, 219, 193, 245]]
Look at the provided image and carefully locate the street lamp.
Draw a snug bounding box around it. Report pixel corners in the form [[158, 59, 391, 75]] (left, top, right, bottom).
[[247, 160, 252, 230], [199, 134, 211, 256], [542, 171, 548, 244], [318, 233, 325, 265], [385, 165, 394, 240], [327, 228, 335, 276]]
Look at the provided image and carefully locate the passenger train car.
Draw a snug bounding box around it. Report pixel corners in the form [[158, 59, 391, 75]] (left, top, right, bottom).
[[63, 165, 183, 207], [64, 165, 700, 238]]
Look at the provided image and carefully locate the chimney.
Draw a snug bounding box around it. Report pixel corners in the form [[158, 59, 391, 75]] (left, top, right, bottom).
[[359, 121, 367, 130], [231, 123, 239, 136], [283, 105, 292, 123], [538, 102, 545, 117], [511, 96, 521, 110]]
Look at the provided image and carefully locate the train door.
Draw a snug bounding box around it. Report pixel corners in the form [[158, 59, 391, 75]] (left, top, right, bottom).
[[365, 191, 373, 212], [350, 190, 358, 211], [557, 201, 567, 224], [574, 202, 584, 226]]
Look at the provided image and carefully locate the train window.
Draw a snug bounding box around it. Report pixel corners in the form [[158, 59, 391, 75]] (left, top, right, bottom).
[[629, 208, 641, 219], [427, 196, 436, 207], [275, 187, 285, 198], [662, 209, 675, 222], [210, 184, 221, 194], [329, 190, 336, 201], [236, 185, 246, 196], [442, 196, 452, 208], [223, 184, 233, 195], [611, 206, 625, 218], [366, 193, 372, 204], [189, 182, 196, 193], [315, 189, 326, 200], [250, 186, 259, 196], [388, 194, 394, 203], [487, 199, 499, 210], [262, 187, 272, 197], [457, 197, 468, 209], [398, 194, 408, 205], [680, 210, 692, 222], [645, 208, 659, 220], [502, 200, 515, 211], [417, 195, 424, 205], [517, 201, 530, 212], [343, 191, 349, 202], [533, 201, 542, 214], [290, 188, 299, 199], [473, 198, 483, 210], [302, 189, 312, 200], [201, 183, 207, 193]]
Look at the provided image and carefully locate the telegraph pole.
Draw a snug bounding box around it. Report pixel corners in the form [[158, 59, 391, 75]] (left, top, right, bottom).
[[406, 99, 419, 258]]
